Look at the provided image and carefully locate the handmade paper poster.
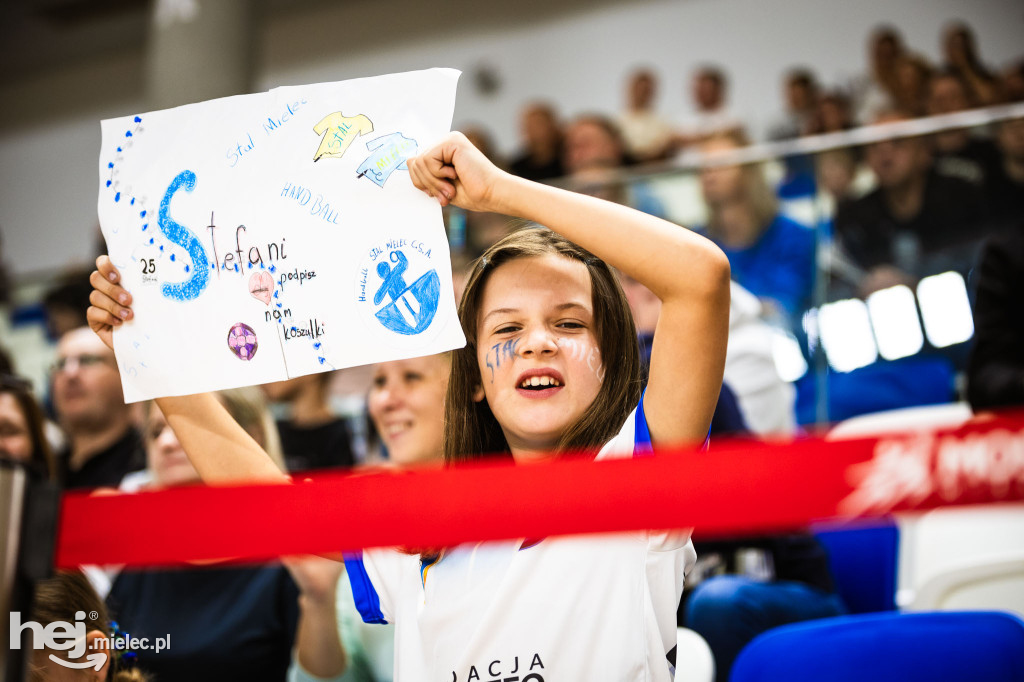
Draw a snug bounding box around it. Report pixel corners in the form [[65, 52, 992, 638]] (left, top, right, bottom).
[[98, 68, 466, 402]]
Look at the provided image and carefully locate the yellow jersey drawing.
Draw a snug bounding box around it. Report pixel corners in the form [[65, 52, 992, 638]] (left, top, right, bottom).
[[312, 112, 374, 161]]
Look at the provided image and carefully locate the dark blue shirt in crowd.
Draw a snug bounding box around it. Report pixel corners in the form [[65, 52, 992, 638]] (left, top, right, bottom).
[[710, 214, 816, 320], [107, 564, 300, 681]]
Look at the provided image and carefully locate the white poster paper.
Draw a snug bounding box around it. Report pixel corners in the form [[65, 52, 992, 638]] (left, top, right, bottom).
[[98, 68, 466, 402]]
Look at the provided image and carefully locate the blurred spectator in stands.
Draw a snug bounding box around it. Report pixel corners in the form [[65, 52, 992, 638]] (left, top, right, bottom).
[[989, 117, 1024, 223], [51, 326, 143, 489], [617, 67, 675, 162], [460, 124, 506, 170], [768, 68, 820, 141], [564, 114, 632, 172], [1002, 59, 1024, 102], [672, 284, 836, 682], [676, 64, 744, 147], [854, 25, 906, 124], [891, 53, 934, 118], [682, 526, 844, 682], [109, 389, 345, 682], [927, 69, 1002, 187], [1, 372, 54, 479], [941, 22, 1001, 106], [833, 110, 987, 295], [698, 130, 815, 325], [329, 354, 454, 680], [563, 114, 665, 217], [460, 125, 514, 258], [261, 373, 355, 473], [618, 268, 749, 436], [769, 68, 821, 198], [508, 101, 565, 182], [816, 149, 861, 205], [366, 354, 450, 467], [810, 90, 855, 135], [967, 222, 1024, 411], [42, 266, 93, 341]]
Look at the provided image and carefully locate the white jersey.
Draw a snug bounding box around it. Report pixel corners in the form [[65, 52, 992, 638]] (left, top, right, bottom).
[[344, 400, 696, 681]]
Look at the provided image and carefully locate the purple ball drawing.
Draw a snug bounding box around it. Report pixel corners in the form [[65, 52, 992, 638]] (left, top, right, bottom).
[[227, 322, 258, 361]]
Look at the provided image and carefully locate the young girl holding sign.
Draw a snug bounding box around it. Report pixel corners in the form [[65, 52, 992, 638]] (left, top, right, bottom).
[[88, 132, 730, 680]]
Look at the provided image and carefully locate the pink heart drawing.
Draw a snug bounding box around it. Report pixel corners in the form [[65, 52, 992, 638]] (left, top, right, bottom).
[[248, 271, 274, 306]]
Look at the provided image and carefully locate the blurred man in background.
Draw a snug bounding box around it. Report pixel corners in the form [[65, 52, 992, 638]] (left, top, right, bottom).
[[51, 326, 143, 488]]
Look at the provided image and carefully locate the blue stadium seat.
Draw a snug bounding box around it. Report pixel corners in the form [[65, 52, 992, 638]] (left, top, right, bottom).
[[812, 519, 899, 614], [729, 611, 1024, 682]]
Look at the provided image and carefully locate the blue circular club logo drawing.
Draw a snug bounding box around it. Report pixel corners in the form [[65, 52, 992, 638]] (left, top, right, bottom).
[[357, 238, 442, 343]]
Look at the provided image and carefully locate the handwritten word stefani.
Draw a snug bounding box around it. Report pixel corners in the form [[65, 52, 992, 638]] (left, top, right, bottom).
[[206, 221, 288, 277], [98, 68, 465, 402]]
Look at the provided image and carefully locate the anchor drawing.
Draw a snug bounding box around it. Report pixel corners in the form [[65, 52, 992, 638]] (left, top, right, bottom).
[[373, 250, 439, 335]]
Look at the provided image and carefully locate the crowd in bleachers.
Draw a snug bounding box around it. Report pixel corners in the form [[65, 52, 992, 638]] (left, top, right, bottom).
[[2, 19, 1023, 682]]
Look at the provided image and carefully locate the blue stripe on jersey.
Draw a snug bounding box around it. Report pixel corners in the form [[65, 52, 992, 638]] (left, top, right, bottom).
[[635, 392, 653, 457], [343, 551, 388, 624]]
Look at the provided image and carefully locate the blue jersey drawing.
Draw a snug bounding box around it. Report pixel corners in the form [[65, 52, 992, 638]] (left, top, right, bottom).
[[356, 133, 419, 188], [373, 250, 439, 335]]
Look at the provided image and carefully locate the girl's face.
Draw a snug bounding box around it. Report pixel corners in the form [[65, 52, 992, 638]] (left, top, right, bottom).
[[146, 404, 201, 487], [0, 393, 33, 462], [368, 356, 449, 466], [475, 254, 604, 461]]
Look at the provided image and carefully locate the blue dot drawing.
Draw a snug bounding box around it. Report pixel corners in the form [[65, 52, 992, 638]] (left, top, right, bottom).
[[106, 180, 112, 187], [149, 238, 154, 244], [134, 116, 142, 123], [130, 197, 135, 205], [170, 253, 176, 261], [125, 131, 132, 138], [108, 162, 114, 169], [184, 265, 190, 273], [372, 250, 440, 335], [115, 192, 121, 202]]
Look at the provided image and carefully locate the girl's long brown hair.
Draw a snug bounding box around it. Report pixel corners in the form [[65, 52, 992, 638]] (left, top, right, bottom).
[[29, 570, 150, 681], [444, 226, 642, 463]]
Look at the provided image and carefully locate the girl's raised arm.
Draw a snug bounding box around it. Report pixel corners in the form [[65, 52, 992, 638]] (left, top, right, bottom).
[[408, 133, 731, 447], [88, 256, 288, 485]]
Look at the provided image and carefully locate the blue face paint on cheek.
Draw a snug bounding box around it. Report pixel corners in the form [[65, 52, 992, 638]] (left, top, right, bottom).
[[485, 350, 495, 383], [485, 338, 521, 383], [501, 338, 521, 365]]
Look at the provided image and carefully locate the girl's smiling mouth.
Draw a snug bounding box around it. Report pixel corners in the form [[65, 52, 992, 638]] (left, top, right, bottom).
[[515, 368, 565, 398]]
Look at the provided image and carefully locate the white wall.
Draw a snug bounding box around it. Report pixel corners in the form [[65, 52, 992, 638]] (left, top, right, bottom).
[[1, 0, 1022, 278]]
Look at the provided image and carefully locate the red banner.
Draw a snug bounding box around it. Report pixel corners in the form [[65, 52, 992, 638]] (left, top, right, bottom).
[[55, 411, 1024, 568]]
